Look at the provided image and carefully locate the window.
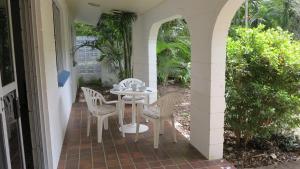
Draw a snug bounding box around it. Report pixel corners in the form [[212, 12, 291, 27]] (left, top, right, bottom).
[[52, 2, 64, 73], [0, 0, 15, 86]]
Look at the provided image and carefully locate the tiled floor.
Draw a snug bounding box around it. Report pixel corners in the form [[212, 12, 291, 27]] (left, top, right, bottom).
[[58, 102, 235, 169]]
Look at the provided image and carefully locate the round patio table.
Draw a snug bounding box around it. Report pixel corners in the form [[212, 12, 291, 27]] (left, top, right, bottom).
[[110, 87, 156, 136]]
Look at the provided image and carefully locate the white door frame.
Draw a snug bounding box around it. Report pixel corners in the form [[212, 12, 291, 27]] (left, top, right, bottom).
[[18, 0, 51, 168], [0, 86, 12, 169], [0, 0, 27, 168]]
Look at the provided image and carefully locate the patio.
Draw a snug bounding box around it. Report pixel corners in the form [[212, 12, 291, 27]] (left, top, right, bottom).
[[57, 101, 235, 169]]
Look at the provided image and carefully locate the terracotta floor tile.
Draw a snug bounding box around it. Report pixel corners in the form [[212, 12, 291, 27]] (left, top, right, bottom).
[[148, 161, 162, 168], [121, 165, 135, 169], [165, 166, 179, 169], [161, 159, 175, 166], [57, 102, 236, 169], [178, 164, 193, 169], [57, 160, 66, 169], [79, 159, 92, 169], [135, 162, 150, 169], [65, 159, 79, 169]]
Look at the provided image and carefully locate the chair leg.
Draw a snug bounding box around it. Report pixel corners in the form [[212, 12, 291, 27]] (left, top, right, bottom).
[[153, 119, 160, 149], [135, 117, 140, 142], [135, 104, 141, 142], [87, 115, 91, 137], [143, 103, 150, 123], [118, 102, 122, 125], [120, 106, 125, 138], [160, 119, 164, 134], [172, 117, 177, 143], [132, 103, 136, 124], [104, 118, 108, 130], [97, 117, 104, 143], [122, 102, 125, 120]]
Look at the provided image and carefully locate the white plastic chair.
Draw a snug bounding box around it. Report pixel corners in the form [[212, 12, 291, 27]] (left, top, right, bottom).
[[119, 78, 146, 124], [81, 87, 122, 143], [135, 92, 182, 148]]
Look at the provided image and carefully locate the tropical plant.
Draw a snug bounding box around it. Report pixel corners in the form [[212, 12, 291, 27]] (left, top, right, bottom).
[[231, 0, 300, 39], [74, 22, 98, 36], [157, 19, 191, 86], [75, 10, 137, 79], [98, 11, 137, 78], [226, 25, 300, 144]]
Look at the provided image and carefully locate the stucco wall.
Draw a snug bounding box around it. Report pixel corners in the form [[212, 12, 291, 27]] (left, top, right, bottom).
[[38, 0, 77, 168], [133, 0, 244, 160]]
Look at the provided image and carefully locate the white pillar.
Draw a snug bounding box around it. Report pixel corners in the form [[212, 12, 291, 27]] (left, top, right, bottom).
[[132, 18, 158, 103], [189, 0, 244, 160]]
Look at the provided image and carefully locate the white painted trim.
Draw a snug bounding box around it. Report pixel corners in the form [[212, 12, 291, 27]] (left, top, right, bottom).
[[1, 82, 17, 96], [0, 0, 27, 167], [28, 0, 54, 168], [0, 86, 12, 169]]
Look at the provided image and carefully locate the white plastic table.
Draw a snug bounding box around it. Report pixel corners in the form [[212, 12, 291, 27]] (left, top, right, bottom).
[[110, 87, 156, 135]]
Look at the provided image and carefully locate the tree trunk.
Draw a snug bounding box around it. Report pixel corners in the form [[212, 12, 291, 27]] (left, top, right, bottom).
[[245, 0, 249, 28]]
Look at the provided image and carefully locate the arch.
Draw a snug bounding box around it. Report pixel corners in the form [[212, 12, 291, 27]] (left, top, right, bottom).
[[200, 0, 243, 159], [211, 0, 244, 65], [132, 0, 245, 160], [147, 15, 191, 94]]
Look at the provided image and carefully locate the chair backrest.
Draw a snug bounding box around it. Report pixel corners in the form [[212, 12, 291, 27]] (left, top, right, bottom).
[[157, 92, 182, 118], [119, 78, 144, 88], [81, 87, 106, 116]]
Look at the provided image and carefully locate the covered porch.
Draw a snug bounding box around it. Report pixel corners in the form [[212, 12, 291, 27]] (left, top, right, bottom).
[[7, 0, 247, 168], [65, 0, 245, 161], [57, 100, 234, 169]]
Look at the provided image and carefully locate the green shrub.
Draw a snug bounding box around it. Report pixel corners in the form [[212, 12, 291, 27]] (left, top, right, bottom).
[[78, 77, 102, 88], [225, 25, 300, 144], [157, 19, 191, 86]]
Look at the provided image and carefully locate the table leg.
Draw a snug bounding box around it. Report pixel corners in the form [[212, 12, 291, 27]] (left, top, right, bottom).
[[131, 96, 136, 124], [118, 95, 149, 134], [118, 95, 122, 125], [118, 95, 125, 137], [145, 95, 149, 123]]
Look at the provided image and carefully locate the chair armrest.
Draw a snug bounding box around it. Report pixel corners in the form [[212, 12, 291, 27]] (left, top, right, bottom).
[[103, 100, 119, 105]]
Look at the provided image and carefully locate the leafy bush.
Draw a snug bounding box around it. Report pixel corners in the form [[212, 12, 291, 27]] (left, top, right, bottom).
[[157, 19, 191, 86], [225, 25, 300, 144], [78, 77, 103, 88]]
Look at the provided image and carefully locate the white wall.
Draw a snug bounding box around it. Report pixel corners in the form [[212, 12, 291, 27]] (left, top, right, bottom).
[[133, 0, 244, 160], [36, 0, 78, 168]]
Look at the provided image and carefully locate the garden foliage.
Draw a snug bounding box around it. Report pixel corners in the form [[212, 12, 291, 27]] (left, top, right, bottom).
[[75, 10, 137, 79], [226, 25, 300, 143], [157, 19, 191, 86]]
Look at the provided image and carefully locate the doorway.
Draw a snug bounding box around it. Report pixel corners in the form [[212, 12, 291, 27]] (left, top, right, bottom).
[[0, 0, 34, 168]]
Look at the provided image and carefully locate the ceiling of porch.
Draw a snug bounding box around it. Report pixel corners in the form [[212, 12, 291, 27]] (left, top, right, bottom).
[[67, 0, 165, 25]]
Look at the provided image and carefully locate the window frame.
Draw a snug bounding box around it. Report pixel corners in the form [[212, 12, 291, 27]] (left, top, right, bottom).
[[52, 1, 64, 74]]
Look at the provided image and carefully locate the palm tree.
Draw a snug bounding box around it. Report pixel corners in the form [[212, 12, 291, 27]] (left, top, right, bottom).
[[231, 0, 300, 39], [98, 10, 137, 78], [75, 10, 137, 79]]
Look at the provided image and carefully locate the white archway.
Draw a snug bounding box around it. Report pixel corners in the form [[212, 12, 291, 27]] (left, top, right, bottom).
[[148, 15, 190, 98], [132, 0, 245, 160]]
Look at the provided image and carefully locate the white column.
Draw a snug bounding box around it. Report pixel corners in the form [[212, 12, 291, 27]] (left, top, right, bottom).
[[189, 19, 226, 159], [132, 18, 158, 103]]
